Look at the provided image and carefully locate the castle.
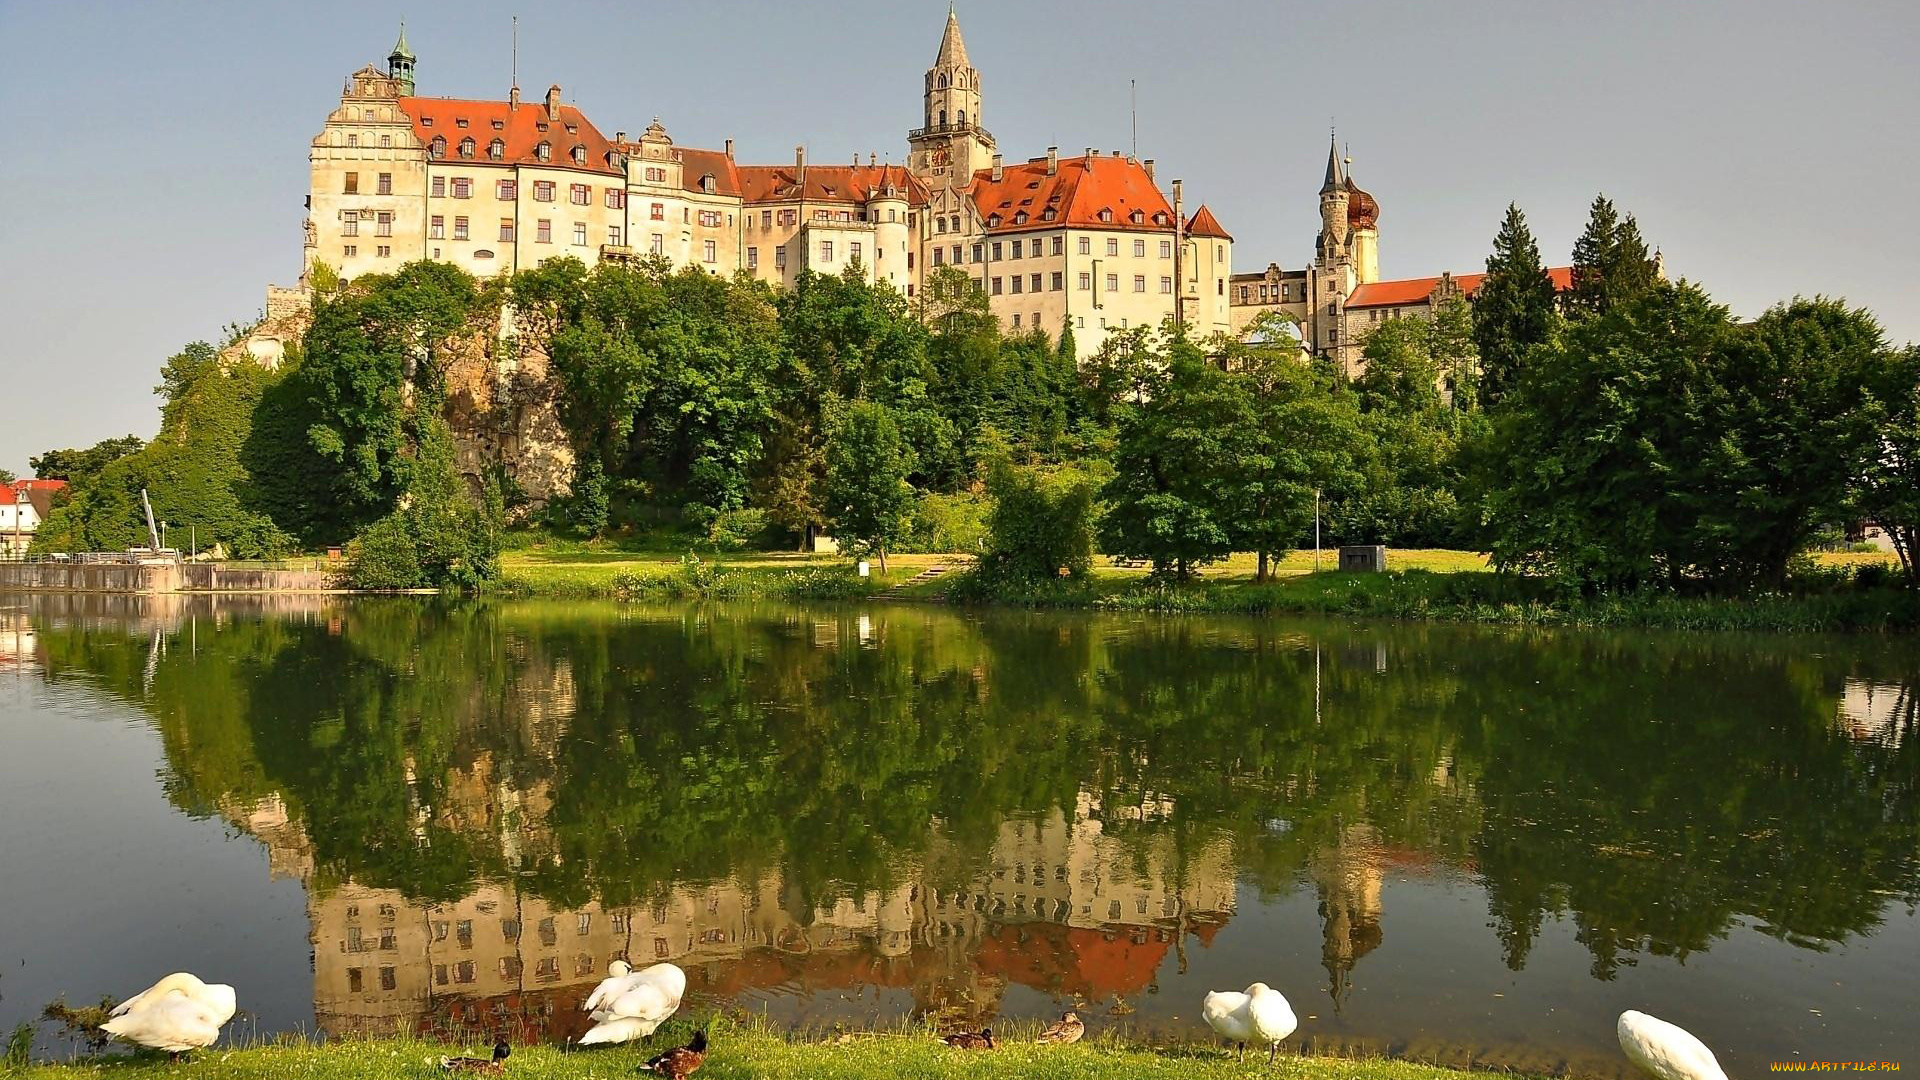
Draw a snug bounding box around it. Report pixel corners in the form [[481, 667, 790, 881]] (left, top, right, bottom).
[[298, 14, 1235, 362], [291, 13, 1574, 376]]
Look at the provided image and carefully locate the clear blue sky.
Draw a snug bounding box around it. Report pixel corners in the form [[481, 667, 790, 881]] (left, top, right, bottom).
[[2, 0, 1916, 476]]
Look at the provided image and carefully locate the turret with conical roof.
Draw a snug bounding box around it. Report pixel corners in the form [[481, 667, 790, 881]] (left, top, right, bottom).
[[1318, 133, 1351, 260], [387, 22, 415, 95], [1320, 133, 1346, 195], [909, 8, 995, 189]]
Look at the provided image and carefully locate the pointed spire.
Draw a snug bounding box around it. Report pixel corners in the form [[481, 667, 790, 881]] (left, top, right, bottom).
[[1320, 131, 1345, 195], [935, 7, 969, 69], [389, 20, 414, 62]]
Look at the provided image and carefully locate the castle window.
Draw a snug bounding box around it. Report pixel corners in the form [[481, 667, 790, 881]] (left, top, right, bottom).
[[497, 179, 516, 200], [932, 248, 943, 265], [605, 188, 624, 209], [534, 180, 555, 201], [957, 110, 967, 125], [775, 247, 787, 269], [1133, 274, 1146, 293], [343, 172, 359, 194], [487, 139, 504, 161], [342, 244, 356, 257], [1078, 237, 1091, 255], [1105, 273, 1118, 291], [1051, 271, 1063, 291], [380, 134, 391, 148], [650, 233, 664, 255], [536, 141, 552, 161], [1162, 276, 1174, 293], [1130, 210, 1144, 224], [850, 241, 862, 263], [536, 219, 551, 243], [421, 116, 434, 127], [1042, 208, 1056, 221], [1106, 238, 1119, 256], [939, 109, 947, 126], [376, 211, 392, 236], [572, 145, 586, 165], [451, 177, 472, 198], [500, 218, 515, 242], [951, 245, 962, 263], [986, 215, 1000, 228], [971, 243, 983, 262], [704, 240, 717, 263], [429, 136, 446, 158], [570, 184, 589, 205], [990, 276, 1002, 295], [1012, 313, 1021, 328], [346, 134, 358, 147], [1154, 212, 1169, 226], [991, 241, 1003, 260], [698, 210, 722, 227], [1013, 211, 1027, 225], [341, 214, 358, 237], [1160, 240, 1173, 258], [377, 173, 392, 195], [491, 119, 504, 130], [455, 118, 469, 128], [935, 217, 946, 234], [1051, 237, 1064, 256], [1030, 273, 1041, 292], [747, 247, 758, 269], [430, 216, 444, 239], [1241, 286, 1250, 303], [819, 240, 833, 262], [701, 174, 715, 193], [1010, 275, 1022, 294], [1133, 239, 1146, 257], [1098, 209, 1113, 223], [458, 137, 475, 158], [453, 216, 469, 239], [609, 225, 622, 246]]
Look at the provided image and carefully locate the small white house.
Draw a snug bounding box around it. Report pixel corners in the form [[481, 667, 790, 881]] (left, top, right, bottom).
[[1, 479, 67, 558]]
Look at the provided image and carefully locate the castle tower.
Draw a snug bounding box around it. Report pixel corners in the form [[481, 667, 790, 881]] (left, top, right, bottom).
[[1311, 133, 1357, 364], [1344, 152, 1381, 285], [1317, 134, 1349, 262], [386, 23, 416, 95], [908, 8, 996, 189]]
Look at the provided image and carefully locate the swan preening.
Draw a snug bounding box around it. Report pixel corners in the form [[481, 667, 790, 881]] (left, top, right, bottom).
[[100, 972, 236, 1056], [578, 960, 687, 1045], [1618, 1010, 1730, 1080], [1202, 982, 1298, 1064]]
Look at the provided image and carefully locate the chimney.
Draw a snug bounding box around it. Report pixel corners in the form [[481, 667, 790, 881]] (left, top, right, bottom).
[[795, 145, 806, 185], [724, 138, 734, 158], [1046, 146, 1058, 175], [991, 153, 1003, 181], [615, 130, 626, 143], [1143, 158, 1155, 181], [546, 84, 562, 119], [1084, 146, 1094, 161], [870, 152, 877, 166], [509, 85, 521, 107]]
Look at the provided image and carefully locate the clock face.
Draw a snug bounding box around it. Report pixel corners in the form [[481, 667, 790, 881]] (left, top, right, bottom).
[[932, 148, 950, 167]]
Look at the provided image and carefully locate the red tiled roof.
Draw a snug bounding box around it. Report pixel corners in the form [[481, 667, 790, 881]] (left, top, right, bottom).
[[966, 154, 1175, 235], [675, 147, 741, 197], [737, 163, 928, 206], [398, 93, 622, 177], [7, 479, 67, 520], [1345, 265, 1573, 309], [1185, 204, 1232, 241]]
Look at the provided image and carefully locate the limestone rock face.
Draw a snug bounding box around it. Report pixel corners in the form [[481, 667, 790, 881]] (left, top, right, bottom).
[[229, 285, 575, 516]]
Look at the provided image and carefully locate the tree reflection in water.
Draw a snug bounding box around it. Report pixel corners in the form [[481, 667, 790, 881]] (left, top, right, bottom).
[[23, 597, 1920, 1066]]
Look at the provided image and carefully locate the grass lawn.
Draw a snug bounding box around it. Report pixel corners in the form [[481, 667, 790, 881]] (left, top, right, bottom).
[[9, 1023, 1539, 1080]]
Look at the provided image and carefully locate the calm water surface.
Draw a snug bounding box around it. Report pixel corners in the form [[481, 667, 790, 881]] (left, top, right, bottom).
[[0, 594, 1914, 1074]]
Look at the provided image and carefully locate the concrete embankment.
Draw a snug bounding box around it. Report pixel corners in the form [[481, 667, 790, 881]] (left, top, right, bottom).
[[0, 561, 341, 594]]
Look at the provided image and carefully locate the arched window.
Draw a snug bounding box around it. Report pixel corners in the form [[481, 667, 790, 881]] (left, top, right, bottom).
[[458, 137, 475, 159], [429, 135, 446, 158], [937, 73, 948, 90], [536, 141, 551, 161], [938, 109, 947, 126], [488, 138, 505, 161], [957, 110, 966, 126]]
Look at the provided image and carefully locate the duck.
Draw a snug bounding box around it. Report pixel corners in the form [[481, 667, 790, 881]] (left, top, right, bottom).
[[1202, 982, 1298, 1064], [100, 972, 237, 1058], [439, 1041, 510, 1073], [578, 960, 686, 1046], [1035, 1011, 1085, 1045], [1618, 1011, 1729, 1080], [646, 1030, 708, 1079], [942, 1027, 995, 1050]]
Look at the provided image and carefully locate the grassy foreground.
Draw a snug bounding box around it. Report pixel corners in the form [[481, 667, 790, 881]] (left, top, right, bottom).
[[7, 1024, 1530, 1080], [491, 543, 1917, 634]]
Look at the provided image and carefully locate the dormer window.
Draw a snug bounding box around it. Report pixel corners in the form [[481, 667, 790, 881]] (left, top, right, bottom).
[[1153, 212, 1169, 226], [1013, 211, 1027, 224], [429, 135, 446, 159], [987, 214, 1001, 228], [488, 139, 504, 161], [536, 141, 551, 161], [565, 124, 578, 134], [458, 137, 475, 158], [455, 118, 469, 128], [1130, 210, 1145, 224], [491, 119, 504, 130], [1042, 208, 1056, 221], [571, 145, 586, 165], [1098, 208, 1113, 223], [421, 116, 434, 127], [536, 122, 549, 132], [700, 174, 715, 193]]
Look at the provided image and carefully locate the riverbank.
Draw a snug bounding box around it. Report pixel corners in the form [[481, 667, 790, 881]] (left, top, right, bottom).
[[5, 1025, 1546, 1080], [492, 547, 1918, 634]]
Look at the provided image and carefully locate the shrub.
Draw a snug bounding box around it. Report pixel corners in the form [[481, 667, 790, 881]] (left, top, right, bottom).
[[904, 491, 990, 553], [978, 463, 1097, 583], [704, 507, 771, 552]]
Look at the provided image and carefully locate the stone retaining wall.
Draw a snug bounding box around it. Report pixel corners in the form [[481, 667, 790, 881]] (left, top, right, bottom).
[[0, 562, 342, 594]]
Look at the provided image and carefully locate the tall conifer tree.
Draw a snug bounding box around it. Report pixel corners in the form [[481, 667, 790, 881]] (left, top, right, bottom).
[[1472, 204, 1559, 405], [1569, 195, 1657, 320]]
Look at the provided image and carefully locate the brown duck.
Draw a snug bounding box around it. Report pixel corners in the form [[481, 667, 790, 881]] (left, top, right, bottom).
[[1035, 1011, 1085, 1045], [943, 1027, 995, 1050], [646, 1030, 708, 1079], [439, 1041, 510, 1073]]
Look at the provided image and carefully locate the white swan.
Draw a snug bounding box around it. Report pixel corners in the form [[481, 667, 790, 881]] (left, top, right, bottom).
[[1202, 981, 1298, 1064], [1618, 1010, 1729, 1080], [101, 973, 236, 1056], [578, 960, 686, 1045]]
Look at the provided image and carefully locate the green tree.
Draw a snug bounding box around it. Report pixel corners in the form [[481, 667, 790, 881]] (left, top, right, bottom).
[[823, 400, 916, 573], [1857, 343, 1920, 580], [1472, 204, 1561, 405], [1225, 317, 1370, 579], [29, 435, 145, 488], [347, 417, 501, 589], [1567, 195, 1657, 320], [1099, 331, 1257, 578]]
